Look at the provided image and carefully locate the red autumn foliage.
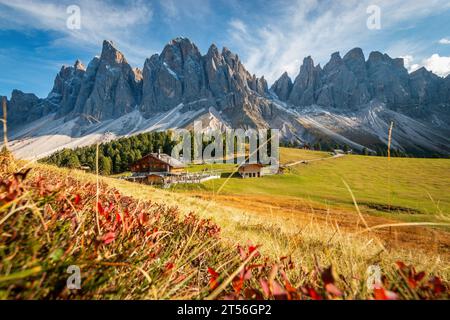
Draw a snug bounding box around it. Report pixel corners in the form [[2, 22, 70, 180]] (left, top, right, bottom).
[[0, 168, 448, 300], [208, 267, 220, 290]]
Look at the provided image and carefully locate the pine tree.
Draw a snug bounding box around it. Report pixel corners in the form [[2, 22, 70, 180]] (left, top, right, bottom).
[[113, 154, 122, 174], [99, 156, 112, 175], [65, 153, 80, 169]]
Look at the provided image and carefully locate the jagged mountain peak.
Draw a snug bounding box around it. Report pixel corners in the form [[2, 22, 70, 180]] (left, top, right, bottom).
[[411, 66, 435, 77], [323, 52, 344, 72], [100, 40, 127, 64], [330, 51, 342, 60], [367, 51, 386, 62], [302, 56, 315, 67], [281, 71, 290, 78], [207, 43, 219, 53], [74, 59, 86, 71], [163, 37, 201, 56], [271, 71, 293, 101], [344, 47, 365, 61]]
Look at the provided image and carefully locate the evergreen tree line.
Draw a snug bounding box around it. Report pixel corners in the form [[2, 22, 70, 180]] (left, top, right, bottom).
[[42, 129, 446, 175], [40, 130, 275, 175], [40, 131, 175, 175]]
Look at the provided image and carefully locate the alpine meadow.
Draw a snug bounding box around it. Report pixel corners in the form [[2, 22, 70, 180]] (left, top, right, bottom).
[[1, 0, 450, 308]]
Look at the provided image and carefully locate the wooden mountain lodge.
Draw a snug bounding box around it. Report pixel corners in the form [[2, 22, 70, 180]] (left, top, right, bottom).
[[130, 152, 186, 175], [238, 163, 265, 178], [126, 153, 220, 187]]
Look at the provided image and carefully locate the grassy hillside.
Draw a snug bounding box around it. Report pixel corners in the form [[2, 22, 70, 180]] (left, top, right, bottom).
[[174, 149, 450, 225], [2, 150, 449, 299]]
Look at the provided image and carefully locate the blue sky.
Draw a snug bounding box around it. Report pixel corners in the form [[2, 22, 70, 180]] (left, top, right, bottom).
[[1, 0, 450, 98]]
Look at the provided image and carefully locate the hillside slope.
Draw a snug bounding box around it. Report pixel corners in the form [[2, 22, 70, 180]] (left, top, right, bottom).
[[1, 150, 449, 299]]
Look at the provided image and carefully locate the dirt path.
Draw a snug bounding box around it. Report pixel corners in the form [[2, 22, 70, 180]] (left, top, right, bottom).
[[284, 153, 344, 167]]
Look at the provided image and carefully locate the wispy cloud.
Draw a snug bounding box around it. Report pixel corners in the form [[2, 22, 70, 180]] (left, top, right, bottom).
[[0, 0, 154, 65], [226, 0, 450, 83], [439, 38, 450, 45], [158, 0, 212, 24]]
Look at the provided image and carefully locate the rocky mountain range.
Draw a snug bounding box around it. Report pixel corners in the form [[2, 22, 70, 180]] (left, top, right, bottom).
[[2, 38, 450, 159]]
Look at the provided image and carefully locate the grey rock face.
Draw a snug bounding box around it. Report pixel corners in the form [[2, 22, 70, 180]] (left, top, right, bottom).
[[288, 56, 322, 106], [5, 39, 450, 157], [0, 96, 8, 121], [442, 75, 450, 102], [317, 51, 370, 109], [409, 67, 442, 106], [6, 90, 46, 124], [343, 48, 367, 82], [79, 40, 141, 121], [140, 37, 269, 118], [141, 38, 200, 114], [273, 47, 449, 113], [366, 52, 411, 108], [72, 56, 101, 118], [270, 72, 292, 101], [49, 60, 86, 117]]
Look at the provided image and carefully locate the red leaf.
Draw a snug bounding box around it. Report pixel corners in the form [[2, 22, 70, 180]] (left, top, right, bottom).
[[308, 287, 322, 300], [102, 232, 115, 244], [325, 283, 342, 297], [415, 271, 425, 283], [74, 194, 81, 205], [238, 245, 246, 260], [165, 262, 174, 271], [97, 202, 104, 215], [272, 280, 287, 299], [138, 211, 148, 225], [232, 278, 244, 294], [208, 267, 219, 277], [249, 245, 258, 254], [207, 267, 221, 290], [321, 266, 336, 285], [430, 276, 445, 295], [373, 287, 398, 300]]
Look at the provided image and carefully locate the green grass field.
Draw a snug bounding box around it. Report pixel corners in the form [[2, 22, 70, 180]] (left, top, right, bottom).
[[172, 149, 450, 224]]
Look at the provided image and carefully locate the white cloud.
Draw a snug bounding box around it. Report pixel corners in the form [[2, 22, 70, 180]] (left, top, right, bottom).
[[399, 54, 450, 77], [401, 55, 421, 73], [0, 0, 154, 65], [229, 19, 248, 35], [439, 38, 450, 45], [225, 0, 450, 83], [423, 54, 450, 77]]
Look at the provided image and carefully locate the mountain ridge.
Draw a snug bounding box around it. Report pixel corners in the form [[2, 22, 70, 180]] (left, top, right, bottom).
[[2, 38, 450, 158]]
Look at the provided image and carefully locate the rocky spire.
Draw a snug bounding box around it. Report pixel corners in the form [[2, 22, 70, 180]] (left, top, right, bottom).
[[78, 40, 141, 120], [49, 60, 86, 116], [271, 72, 293, 101], [140, 38, 269, 117], [366, 51, 411, 107], [343, 48, 367, 82], [288, 56, 322, 106], [410, 67, 442, 105]]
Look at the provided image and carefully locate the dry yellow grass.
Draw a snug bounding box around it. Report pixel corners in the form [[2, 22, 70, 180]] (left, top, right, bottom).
[[26, 161, 450, 284]]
